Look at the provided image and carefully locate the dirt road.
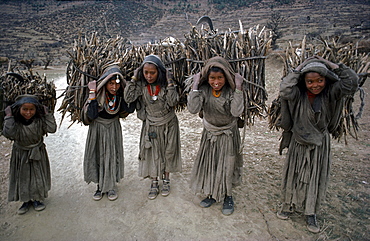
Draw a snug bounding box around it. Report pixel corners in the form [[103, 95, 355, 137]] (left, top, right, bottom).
[[0, 59, 369, 240]]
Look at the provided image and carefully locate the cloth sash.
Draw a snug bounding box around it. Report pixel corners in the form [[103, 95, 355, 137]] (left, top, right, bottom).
[[144, 111, 176, 149], [14, 139, 44, 162], [203, 118, 237, 142]]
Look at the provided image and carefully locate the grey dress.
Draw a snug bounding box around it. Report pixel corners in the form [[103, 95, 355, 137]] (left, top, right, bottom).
[[124, 81, 182, 178], [279, 63, 358, 215], [188, 86, 244, 202], [3, 113, 57, 202]]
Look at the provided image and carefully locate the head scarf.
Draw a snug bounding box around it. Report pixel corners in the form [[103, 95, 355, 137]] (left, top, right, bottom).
[[12, 94, 41, 108], [11, 95, 43, 122], [300, 59, 340, 83], [95, 65, 125, 109], [138, 55, 167, 87], [200, 56, 236, 90], [97, 65, 125, 91], [141, 55, 166, 73]]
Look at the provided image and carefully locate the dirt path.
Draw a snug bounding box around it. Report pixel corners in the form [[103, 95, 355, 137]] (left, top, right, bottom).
[[0, 59, 369, 240]]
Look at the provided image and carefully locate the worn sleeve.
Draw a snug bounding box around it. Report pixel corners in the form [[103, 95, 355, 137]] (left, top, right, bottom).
[[166, 86, 179, 107], [187, 90, 204, 114], [2, 116, 16, 139], [124, 81, 142, 104], [86, 99, 99, 120], [331, 64, 359, 99], [44, 113, 57, 133], [279, 72, 301, 100], [230, 89, 244, 117]]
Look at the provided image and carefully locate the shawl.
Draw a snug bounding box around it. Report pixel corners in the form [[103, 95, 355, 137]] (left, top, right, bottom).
[[199, 56, 236, 90], [140, 55, 166, 73], [96, 65, 125, 109], [12, 94, 41, 108]]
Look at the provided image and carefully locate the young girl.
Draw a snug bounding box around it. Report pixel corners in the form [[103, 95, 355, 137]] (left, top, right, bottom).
[[82, 65, 135, 201], [276, 55, 358, 233], [187, 56, 244, 215], [124, 55, 182, 200], [3, 95, 57, 214]]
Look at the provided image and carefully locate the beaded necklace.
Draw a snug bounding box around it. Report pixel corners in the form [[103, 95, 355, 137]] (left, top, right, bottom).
[[212, 89, 222, 98], [105, 92, 121, 114], [147, 84, 161, 101]]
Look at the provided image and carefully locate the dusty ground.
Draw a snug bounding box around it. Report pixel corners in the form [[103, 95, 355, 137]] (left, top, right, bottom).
[[0, 58, 369, 241]]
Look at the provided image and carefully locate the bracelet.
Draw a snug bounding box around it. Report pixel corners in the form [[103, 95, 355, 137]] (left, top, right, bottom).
[[192, 89, 199, 92], [89, 91, 95, 94], [131, 76, 137, 81], [89, 97, 96, 100]]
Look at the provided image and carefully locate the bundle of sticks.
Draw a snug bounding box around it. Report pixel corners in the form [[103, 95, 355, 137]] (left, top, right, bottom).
[[0, 69, 56, 133], [183, 23, 272, 126], [268, 36, 369, 143], [59, 22, 272, 127]]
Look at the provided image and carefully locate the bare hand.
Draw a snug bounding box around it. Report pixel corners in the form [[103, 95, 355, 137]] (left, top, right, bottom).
[[88, 80, 97, 91], [4, 105, 12, 116], [313, 55, 339, 69], [192, 72, 201, 90], [234, 73, 244, 90], [295, 56, 317, 71]]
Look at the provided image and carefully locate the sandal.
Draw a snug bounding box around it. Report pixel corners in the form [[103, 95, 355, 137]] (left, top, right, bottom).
[[107, 190, 118, 201], [93, 190, 103, 201], [161, 179, 170, 197], [148, 180, 159, 200]]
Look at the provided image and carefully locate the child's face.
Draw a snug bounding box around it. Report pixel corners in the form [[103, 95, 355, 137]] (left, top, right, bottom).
[[20, 103, 36, 120], [105, 79, 121, 95], [143, 63, 158, 84], [305, 72, 326, 95], [208, 71, 226, 91]]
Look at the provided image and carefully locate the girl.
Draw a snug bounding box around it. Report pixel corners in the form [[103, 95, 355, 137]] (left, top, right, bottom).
[[82, 65, 135, 201], [3, 95, 57, 214], [276, 56, 358, 233], [124, 55, 182, 200], [187, 56, 244, 215]]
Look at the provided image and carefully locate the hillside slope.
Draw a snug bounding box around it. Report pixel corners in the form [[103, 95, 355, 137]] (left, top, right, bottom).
[[0, 0, 369, 66]]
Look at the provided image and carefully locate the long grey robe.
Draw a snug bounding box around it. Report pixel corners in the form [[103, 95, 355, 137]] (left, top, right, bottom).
[[279, 63, 358, 215], [3, 113, 57, 202], [83, 115, 125, 193], [188, 86, 244, 202], [124, 81, 182, 178]]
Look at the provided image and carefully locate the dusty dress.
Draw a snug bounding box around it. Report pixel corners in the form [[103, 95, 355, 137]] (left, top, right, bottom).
[[279, 62, 358, 215], [3, 113, 57, 202], [124, 81, 182, 178], [82, 68, 134, 193], [188, 63, 244, 202]]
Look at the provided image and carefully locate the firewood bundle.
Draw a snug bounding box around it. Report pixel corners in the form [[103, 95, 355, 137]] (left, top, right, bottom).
[[183, 23, 273, 126], [59, 22, 272, 127], [268, 36, 369, 143], [0, 69, 56, 133]]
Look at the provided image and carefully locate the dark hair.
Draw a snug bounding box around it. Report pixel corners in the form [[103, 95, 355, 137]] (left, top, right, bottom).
[[105, 75, 123, 96], [202, 66, 229, 88], [298, 72, 328, 94], [138, 62, 167, 88], [12, 103, 43, 125]]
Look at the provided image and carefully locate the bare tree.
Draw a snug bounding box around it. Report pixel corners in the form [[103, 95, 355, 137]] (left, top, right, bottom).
[[266, 11, 285, 49], [42, 53, 54, 70]]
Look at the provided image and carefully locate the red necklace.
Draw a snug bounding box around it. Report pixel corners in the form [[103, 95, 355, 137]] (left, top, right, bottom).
[[106, 92, 117, 110], [147, 85, 161, 101]]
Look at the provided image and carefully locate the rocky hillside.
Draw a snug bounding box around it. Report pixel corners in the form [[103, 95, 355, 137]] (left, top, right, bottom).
[[0, 0, 369, 66]]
